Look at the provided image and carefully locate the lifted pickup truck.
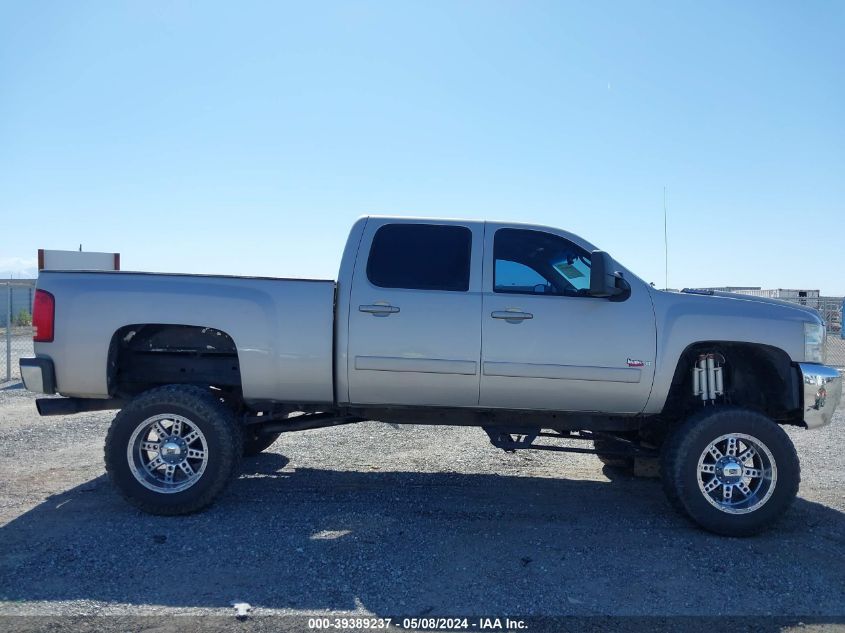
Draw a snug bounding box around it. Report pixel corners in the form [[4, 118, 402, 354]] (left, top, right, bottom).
[[20, 217, 841, 535]]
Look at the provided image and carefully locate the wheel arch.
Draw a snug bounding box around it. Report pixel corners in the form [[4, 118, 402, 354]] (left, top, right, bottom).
[[107, 323, 243, 398], [660, 340, 801, 424]]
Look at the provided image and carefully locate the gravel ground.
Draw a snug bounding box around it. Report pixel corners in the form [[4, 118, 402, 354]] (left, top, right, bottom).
[[0, 383, 843, 631]]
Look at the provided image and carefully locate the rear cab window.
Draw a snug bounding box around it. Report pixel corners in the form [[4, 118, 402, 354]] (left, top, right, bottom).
[[367, 223, 472, 292]]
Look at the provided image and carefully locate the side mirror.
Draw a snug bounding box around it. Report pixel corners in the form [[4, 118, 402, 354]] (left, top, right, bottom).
[[589, 250, 624, 298]]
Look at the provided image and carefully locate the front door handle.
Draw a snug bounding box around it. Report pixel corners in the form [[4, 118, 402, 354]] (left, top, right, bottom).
[[491, 310, 533, 321], [359, 304, 400, 316]]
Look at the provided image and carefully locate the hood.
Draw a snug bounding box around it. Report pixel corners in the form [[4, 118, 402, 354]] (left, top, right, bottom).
[[677, 289, 823, 322]]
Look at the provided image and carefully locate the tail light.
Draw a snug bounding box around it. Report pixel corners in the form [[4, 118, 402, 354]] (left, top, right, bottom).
[[33, 289, 55, 342]]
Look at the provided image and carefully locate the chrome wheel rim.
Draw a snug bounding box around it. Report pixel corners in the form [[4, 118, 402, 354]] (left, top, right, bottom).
[[697, 433, 777, 515], [127, 414, 208, 494]]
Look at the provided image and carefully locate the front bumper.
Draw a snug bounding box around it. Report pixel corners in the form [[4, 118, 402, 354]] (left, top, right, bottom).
[[19, 357, 56, 395], [797, 363, 842, 429]]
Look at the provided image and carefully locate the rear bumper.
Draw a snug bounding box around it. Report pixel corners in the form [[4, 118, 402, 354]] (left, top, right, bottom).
[[797, 363, 842, 429], [19, 357, 56, 395]]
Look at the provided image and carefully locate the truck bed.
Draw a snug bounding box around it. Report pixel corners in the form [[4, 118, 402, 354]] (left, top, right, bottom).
[[33, 271, 337, 404]]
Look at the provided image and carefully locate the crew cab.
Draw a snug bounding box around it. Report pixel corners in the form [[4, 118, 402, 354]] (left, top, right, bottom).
[[20, 217, 842, 535]]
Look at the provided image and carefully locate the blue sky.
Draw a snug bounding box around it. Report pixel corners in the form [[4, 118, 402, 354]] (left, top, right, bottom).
[[2, 1, 843, 293]]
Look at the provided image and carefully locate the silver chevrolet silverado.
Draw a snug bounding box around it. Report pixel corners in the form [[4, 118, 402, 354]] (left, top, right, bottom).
[[20, 217, 842, 535]]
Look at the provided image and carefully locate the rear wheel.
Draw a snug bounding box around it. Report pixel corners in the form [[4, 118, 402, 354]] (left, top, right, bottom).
[[661, 407, 799, 536], [104, 385, 242, 515]]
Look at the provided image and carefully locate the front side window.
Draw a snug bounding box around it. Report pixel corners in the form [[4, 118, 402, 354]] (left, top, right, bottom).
[[494, 228, 592, 296], [367, 223, 472, 291]]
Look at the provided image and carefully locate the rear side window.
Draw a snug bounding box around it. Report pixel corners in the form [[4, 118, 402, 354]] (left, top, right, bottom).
[[367, 223, 472, 291]]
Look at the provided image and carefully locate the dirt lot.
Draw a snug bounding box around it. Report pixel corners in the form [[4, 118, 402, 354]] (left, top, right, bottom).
[[0, 383, 843, 631]]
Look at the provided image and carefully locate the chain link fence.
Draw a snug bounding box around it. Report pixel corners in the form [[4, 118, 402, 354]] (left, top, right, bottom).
[[1, 280, 35, 382]]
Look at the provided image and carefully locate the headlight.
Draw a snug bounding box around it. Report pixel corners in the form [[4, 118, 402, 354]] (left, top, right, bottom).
[[804, 322, 826, 363]]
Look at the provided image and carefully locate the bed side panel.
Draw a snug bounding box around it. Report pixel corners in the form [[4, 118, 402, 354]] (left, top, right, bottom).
[[34, 272, 335, 403]]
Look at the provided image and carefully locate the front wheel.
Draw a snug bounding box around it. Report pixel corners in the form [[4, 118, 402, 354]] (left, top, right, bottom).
[[104, 385, 243, 515], [661, 407, 799, 536]]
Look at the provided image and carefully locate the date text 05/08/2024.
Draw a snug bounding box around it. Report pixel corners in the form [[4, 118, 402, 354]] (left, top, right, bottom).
[[307, 617, 528, 630]]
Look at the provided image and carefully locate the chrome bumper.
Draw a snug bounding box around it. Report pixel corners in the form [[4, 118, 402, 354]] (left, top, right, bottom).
[[797, 363, 842, 429], [19, 357, 56, 395]]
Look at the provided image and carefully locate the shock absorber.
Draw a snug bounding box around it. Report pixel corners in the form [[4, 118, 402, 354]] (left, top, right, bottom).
[[692, 353, 725, 404]]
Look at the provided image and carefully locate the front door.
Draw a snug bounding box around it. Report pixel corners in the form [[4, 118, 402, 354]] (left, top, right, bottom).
[[347, 220, 484, 407], [479, 225, 656, 414]]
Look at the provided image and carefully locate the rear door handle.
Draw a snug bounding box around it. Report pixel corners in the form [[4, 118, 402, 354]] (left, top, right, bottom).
[[491, 310, 533, 321], [359, 304, 400, 315]]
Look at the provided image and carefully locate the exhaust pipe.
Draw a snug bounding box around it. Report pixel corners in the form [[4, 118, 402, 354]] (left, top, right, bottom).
[[36, 397, 124, 416]]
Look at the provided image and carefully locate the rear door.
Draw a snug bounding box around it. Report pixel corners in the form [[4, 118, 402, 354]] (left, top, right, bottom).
[[479, 224, 656, 414], [346, 219, 484, 407]]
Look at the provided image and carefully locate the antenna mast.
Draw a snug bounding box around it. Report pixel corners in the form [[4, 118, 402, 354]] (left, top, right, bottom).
[[663, 186, 669, 290]]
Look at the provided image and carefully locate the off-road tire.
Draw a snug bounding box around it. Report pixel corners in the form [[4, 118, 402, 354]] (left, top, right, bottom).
[[661, 407, 799, 536], [104, 385, 243, 515], [659, 430, 686, 515]]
